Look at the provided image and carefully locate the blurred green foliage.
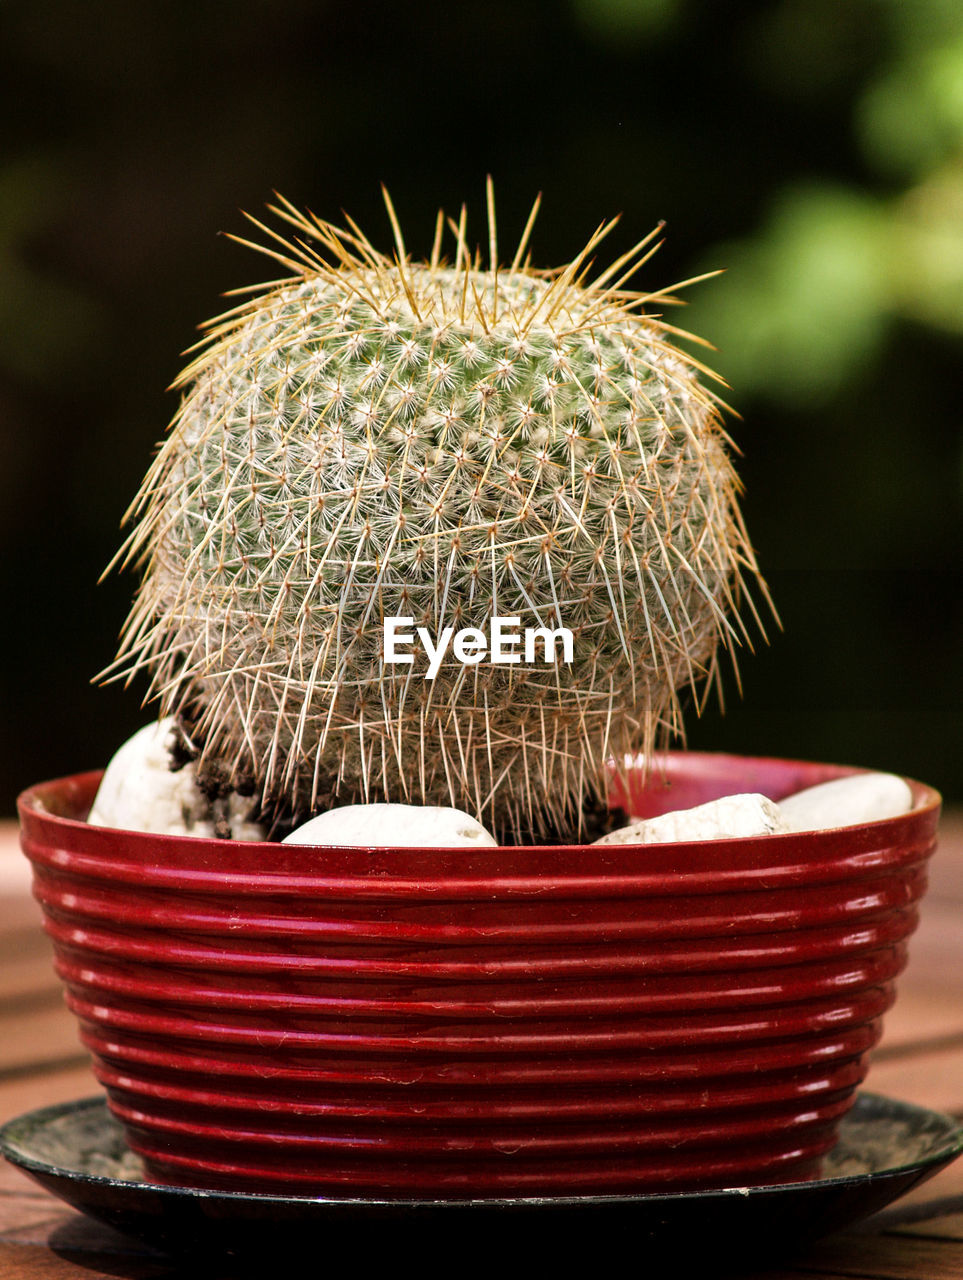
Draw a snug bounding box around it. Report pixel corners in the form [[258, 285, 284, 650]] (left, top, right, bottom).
[[1, 0, 960, 809], [686, 0, 963, 403], [571, 0, 684, 43], [0, 157, 107, 380]]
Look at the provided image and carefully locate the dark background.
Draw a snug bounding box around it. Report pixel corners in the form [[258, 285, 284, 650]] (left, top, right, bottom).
[[2, 0, 961, 815]]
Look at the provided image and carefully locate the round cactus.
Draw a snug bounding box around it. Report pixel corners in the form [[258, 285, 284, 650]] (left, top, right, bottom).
[[110, 188, 771, 841]]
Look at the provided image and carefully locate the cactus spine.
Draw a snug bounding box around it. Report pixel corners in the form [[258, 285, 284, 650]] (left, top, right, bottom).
[[110, 188, 769, 841]]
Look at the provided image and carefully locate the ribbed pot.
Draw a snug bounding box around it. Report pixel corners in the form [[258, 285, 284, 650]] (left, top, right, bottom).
[[18, 753, 940, 1198]]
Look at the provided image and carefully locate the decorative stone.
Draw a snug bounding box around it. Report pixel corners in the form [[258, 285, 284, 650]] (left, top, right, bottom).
[[594, 793, 789, 845], [87, 719, 266, 841], [283, 803, 499, 848], [778, 772, 913, 833], [224, 793, 268, 842]]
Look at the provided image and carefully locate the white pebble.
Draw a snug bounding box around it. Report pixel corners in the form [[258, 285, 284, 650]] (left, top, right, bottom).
[[778, 772, 913, 833], [87, 719, 266, 841], [594, 793, 789, 845], [283, 803, 498, 848], [226, 792, 269, 842]]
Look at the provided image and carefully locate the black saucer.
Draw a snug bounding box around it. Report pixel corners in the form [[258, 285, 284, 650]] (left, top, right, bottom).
[[2, 1093, 961, 1266]]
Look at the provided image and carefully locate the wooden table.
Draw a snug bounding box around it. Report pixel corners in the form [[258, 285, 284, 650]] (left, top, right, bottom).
[[1, 815, 962, 1279]]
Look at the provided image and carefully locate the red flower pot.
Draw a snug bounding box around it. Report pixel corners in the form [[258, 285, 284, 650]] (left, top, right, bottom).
[[18, 752, 940, 1199]]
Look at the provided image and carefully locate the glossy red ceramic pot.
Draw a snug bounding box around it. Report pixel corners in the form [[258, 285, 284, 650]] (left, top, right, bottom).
[[18, 753, 940, 1198]]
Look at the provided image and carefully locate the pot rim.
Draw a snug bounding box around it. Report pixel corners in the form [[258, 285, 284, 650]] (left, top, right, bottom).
[[17, 750, 942, 857]]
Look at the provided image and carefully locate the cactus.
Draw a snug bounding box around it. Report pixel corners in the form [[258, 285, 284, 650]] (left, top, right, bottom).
[[109, 187, 771, 842]]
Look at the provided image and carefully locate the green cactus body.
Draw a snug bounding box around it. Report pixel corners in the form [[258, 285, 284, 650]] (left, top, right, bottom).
[[112, 194, 769, 841]]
